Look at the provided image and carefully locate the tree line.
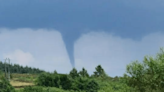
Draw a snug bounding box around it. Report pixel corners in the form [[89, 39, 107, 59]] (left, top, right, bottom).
[[35, 65, 107, 92], [0, 61, 45, 74]]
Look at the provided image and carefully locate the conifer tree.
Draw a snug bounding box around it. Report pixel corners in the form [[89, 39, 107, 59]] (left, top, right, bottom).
[[69, 68, 79, 79], [93, 65, 107, 77], [79, 67, 89, 77]]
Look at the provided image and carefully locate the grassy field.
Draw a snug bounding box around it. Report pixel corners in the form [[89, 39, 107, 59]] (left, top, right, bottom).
[[9, 73, 71, 92], [10, 73, 36, 89], [10, 80, 34, 88], [11, 73, 38, 82]]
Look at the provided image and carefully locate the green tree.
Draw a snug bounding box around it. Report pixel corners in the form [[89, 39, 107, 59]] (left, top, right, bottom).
[[79, 67, 89, 77], [69, 68, 79, 79], [23, 86, 43, 92], [53, 70, 58, 74], [60, 74, 72, 90], [0, 70, 15, 92], [35, 73, 47, 86], [0, 61, 45, 74], [86, 80, 99, 92], [93, 65, 107, 77], [125, 48, 164, 92]]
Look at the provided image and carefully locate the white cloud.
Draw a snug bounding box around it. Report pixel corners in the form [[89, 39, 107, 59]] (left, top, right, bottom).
[[0, 28, 72, 73], [3, 49, 35, 66], [74, 31, 164, 77]]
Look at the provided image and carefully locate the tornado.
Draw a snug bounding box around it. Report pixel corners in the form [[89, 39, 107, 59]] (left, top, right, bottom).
[[60, 31, 81, 67]]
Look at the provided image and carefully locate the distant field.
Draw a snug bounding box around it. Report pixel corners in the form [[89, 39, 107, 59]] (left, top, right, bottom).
[[10, 80, 34, 88], [10, 73, 37, 89]]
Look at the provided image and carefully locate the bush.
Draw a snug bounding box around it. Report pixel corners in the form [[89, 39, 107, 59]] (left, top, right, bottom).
[[23, 86, 43, 92], [0, 77, 15, 92], [70, 77, 99, 92], [35, 72, 60, 88], [86, 80, 99, 92], [35, 72, 72, 89], [60, 74, 72, 90], [125, 48, 164, 92], [35, 72, 100, 92]]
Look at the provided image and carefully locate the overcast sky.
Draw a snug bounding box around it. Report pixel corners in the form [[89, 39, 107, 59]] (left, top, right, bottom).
[[0, 0, 164, 77]]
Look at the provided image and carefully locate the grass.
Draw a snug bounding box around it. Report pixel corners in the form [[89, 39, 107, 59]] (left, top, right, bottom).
[[10, 80, 34, 87], [11, 73, 38, 82], [9, 73, 37, 90], [16, 86, 75, 92]]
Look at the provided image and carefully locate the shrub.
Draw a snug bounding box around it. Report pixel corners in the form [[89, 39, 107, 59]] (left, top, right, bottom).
[[0, 77, 15, 92], [60, 74, 72, 90], [86, 80, 99, 92], [125, 48, 164, 92], [23, 86, 43, 92]]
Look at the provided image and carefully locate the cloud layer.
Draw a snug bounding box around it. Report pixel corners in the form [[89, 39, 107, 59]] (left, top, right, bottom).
[[74, 31, 164, 77], [1, 28, 164, 77], [0, 28, 72, 73]]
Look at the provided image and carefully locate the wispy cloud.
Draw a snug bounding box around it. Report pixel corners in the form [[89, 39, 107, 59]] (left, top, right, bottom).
[[74, 31, 164, 77], [0, 28, 72, 73]]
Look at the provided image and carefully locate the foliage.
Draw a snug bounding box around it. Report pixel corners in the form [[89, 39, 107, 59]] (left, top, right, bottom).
[[59, 74, 72, 90], [17, 86, 85, 92], [0, 73, 15, 92], [0, 61, 45, 74], [8, 62, 151, 92], [125, 48, 164, 92], [35, 72, 72, 90], [69, 68, 79, 79], [0, 70, 3, 77], [86, 80, 99, 92], [22, 86, 43, 92], [11, 73, 38, 83], [79, 68, 89, 77], [35, 72, 60, 88], [92, 65, 107, 78], [35, 68, 100, 92]]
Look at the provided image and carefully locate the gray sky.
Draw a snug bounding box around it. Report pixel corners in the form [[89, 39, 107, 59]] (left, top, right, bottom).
[[0, 0, 164, 77]]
